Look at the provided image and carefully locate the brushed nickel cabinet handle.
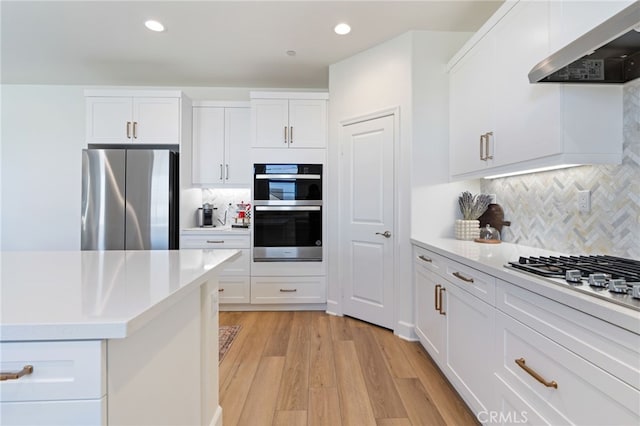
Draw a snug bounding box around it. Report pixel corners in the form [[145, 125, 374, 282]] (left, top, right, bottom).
[[126, 121, 132, 139], [220, 164, 224, 180], [439, 287, 446, 315], [290, 126, 293, 144], [434, 284, 441, 311], [133, 121, 138, 139], [284, 126, 288, 144], [515, 358, 558, 389], [0, 365, 33, 381], [206, 240, 225, 244], [225, 164, 229, 180], [279, 288, 297, 293], [452, 271, 474, 283], [485, 131, 493, 160], [418, 255, 432, 263], [479, 134, 485, 160]]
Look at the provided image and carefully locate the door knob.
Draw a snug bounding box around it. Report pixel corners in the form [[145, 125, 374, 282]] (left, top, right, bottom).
[[376, 231, 392, 238]]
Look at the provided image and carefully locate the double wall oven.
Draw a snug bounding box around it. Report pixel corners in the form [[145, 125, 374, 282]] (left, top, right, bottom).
[[253, 164, 323, 262]]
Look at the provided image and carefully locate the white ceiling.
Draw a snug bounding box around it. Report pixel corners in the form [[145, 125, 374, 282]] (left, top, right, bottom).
[[1, 1, 503, 88]]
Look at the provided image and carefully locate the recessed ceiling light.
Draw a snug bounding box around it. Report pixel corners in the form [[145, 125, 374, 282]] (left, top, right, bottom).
[[286, 50, 297, 57], [334, 23, 351, 35], [145, 20, 165, 32]]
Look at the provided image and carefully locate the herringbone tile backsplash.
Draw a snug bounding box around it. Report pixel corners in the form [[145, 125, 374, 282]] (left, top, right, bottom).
[[481, 81, 640, 259]]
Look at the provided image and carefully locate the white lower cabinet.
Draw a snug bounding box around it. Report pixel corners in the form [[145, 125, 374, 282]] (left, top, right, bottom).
[[181, 231, 251, 304], [495, 311, 640, 426], [413, 246, 495, 416], [444, 283, 495, 414], [412, 244, 640, 425], [250, 276, 326, 304], [0, 340, 106, 425]]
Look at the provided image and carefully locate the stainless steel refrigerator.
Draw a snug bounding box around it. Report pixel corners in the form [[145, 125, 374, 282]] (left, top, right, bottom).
[[81, 146, 179, 250]]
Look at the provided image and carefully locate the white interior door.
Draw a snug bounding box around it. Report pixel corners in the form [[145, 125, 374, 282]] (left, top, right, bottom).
[[341, 114, 395, 329]]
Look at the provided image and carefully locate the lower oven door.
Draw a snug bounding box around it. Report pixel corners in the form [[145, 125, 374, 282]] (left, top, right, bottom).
[[253, 205, 322, 261]]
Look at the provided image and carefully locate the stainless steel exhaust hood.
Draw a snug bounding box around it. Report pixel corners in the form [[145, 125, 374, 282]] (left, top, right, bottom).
[[529, 1, 640, 83]]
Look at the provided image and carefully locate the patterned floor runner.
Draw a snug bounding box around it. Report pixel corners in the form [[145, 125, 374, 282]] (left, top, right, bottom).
[[219, 325, 241, 363]]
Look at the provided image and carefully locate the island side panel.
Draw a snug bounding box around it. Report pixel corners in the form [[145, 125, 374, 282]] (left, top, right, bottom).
[[107, 287, 202, 426], [202, 279, 221, 426]]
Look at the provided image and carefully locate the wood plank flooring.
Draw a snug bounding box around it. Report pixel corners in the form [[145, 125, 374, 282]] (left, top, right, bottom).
[[219, 311, 479, 426]]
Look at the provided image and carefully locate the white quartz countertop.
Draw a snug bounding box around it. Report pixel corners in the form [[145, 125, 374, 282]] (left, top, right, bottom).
[[0, 249, 239, 341], [411, 237, 640, 334]]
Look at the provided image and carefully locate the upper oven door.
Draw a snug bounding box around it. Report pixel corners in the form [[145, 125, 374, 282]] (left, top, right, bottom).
[[254, 164, 322, 202]]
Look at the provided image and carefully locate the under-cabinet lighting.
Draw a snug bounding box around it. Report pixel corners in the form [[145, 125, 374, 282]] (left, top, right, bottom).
[[145, 20, 165, 32], [483, 164, 581, 179]]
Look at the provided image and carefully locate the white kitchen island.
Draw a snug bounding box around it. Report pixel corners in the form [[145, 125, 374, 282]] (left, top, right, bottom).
[[0, 249, 239, 426]]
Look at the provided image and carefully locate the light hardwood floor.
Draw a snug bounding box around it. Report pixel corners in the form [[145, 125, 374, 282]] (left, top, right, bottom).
[[219, 311, 479, 426]]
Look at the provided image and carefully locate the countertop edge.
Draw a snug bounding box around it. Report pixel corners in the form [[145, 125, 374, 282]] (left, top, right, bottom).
[[0, 250, 241, 342], [411, 237, 640, 335]]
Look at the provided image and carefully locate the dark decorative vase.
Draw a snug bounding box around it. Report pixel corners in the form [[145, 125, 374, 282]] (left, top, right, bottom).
[[478, 203, 511, 234]]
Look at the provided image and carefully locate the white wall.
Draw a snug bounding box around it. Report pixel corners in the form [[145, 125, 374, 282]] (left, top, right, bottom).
[[0, 84, 304, 250], [411, 32, 480, 242], [328, 32, 413, 325], [328, 31, 473, 338], [1, 85, 86, 250]]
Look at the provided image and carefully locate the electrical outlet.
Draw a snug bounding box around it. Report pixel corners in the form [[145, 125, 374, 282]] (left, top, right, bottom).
[[578, 190, 591, 213]]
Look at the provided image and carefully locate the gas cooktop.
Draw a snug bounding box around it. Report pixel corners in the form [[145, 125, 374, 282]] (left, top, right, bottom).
[[506, 255, 640, 311]]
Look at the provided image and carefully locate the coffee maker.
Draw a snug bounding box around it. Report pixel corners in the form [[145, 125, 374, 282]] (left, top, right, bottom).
[[197, 203, 215, 227]]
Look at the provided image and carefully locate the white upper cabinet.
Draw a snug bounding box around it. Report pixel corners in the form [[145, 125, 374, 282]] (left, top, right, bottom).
[[85, 90, 181, 145], [192, 102, 250, 186], [448, 0, 623, 180], [449, 33, 497, 175], [250, 92, 328, 149], [492, 0, 562, 167], [549, 0, 634, 52]]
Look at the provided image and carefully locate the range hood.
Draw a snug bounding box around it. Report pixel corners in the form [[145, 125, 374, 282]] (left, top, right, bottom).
[[529, 1, 640, 83]]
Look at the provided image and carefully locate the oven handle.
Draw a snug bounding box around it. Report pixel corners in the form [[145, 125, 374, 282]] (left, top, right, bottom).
[[255, 206, 321, 211], [255, 174, 321, 179]]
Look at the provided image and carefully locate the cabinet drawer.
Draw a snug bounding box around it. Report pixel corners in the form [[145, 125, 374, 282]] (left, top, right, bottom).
[[413, 245, 446, 276], [251, 276, 326, 304], [0, 341, 105, 402], [181, 233, 250, 249], [211, 248, 250, 276], [495, 311, 640, 425], [218, 277, 250, 304], [443, 259, 496, 305], [1, 397, 106, 426], [497, 280, 640, 389]]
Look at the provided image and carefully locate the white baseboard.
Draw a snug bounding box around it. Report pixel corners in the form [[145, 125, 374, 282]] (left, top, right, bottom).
[[325, 299, 341, 316], [395, 320, 418, 341], [220, 303, 326, 312], [210, 405, 222, 426]]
